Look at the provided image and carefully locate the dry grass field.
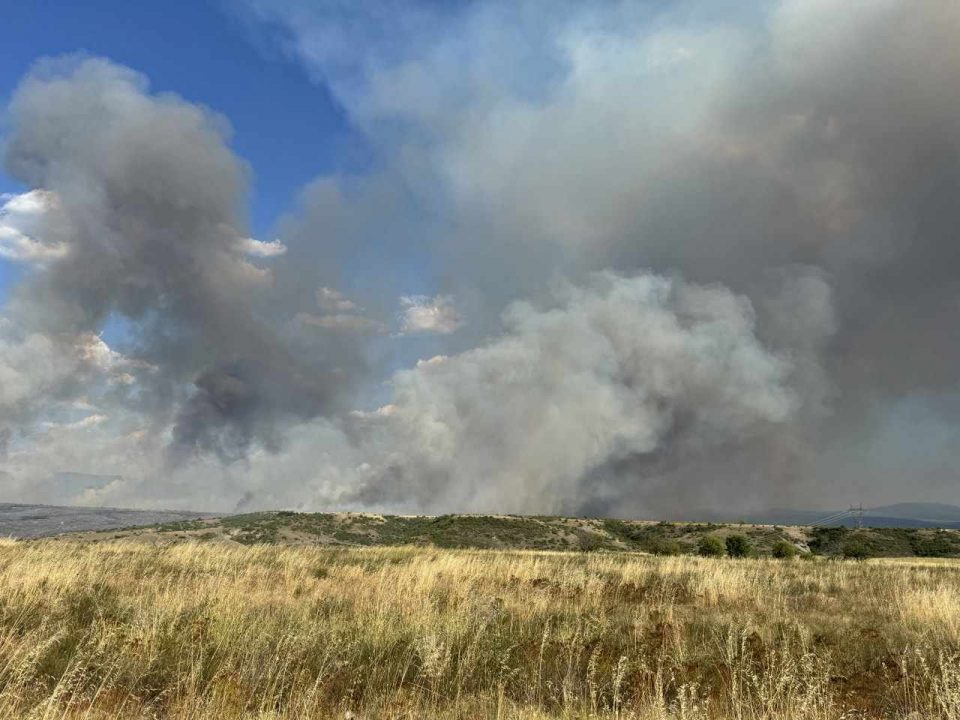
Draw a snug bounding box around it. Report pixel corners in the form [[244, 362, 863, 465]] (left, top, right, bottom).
[[0, 539, 958, 719]]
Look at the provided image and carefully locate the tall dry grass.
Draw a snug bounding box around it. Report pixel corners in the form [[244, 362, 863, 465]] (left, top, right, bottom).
[[0, 539, 957, 719]]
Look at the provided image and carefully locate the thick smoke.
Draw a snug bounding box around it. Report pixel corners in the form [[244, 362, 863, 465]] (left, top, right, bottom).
[[234, 0, 960, 511], [0, 58, 365, 477], [344, 272, 799, 513], [1, 0, 960, 513]]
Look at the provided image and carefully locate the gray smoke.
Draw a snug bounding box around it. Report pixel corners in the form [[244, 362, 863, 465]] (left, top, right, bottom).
[[2, 0, 960, 513], [0, 57, 362, 469], [342, 272, 802, 514], [233, 0, 960, 511]]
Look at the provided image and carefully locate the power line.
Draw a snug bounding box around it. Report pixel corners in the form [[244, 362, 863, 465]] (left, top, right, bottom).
[[810, 509, 852, 527], [809, 503, 868, 529], [849, 504, 864, 530]]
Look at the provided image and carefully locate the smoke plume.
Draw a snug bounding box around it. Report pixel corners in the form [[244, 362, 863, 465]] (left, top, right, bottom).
[[2, 0, 960, 514]]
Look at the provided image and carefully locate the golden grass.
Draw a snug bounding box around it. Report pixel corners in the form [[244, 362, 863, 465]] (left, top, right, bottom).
[[0, 540, 958, 719]]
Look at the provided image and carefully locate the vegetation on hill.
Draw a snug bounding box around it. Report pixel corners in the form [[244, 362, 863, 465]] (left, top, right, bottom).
[[69, 511, 960, 559], [806, 526, 960, 558]]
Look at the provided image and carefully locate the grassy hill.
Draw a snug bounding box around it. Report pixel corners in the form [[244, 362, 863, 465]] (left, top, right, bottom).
[[60, 510, 960, 558]]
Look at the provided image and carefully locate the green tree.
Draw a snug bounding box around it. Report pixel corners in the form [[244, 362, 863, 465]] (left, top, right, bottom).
[[842, 540, 870, 560], [771, 540, 798, 559], [577, 532, 601, 552], [698, 535, 725, 557], [646, 538, 682, 556], [725, 534, 752, 558]]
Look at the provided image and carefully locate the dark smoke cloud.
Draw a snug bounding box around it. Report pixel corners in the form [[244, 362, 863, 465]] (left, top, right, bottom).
[[2, 1, 960, 513], [1, 57, 362, 469], [340, 272, 801, 514], [231, 0, 960, 512]]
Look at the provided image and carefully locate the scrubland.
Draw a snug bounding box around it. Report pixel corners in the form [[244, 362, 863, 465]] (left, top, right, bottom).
[[81, 511, 960, 559], [0, 538, 958, 719]]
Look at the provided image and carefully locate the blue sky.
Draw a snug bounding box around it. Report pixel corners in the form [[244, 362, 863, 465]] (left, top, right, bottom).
[[0, 0, 361, 237], [0, 0, 388, 325]]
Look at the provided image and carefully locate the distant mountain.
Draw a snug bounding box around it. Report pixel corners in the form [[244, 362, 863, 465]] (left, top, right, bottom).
[[836, 516, 960, 529], [4, 501, 958, 540], [0, 503, 221, 539], [867, 503, 960, 523]]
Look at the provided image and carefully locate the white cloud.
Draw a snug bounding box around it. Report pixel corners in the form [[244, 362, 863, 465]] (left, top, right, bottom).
[[293, 287, 386, 333], [41, 414, 108, 431], [0, 190, 68, 263], [295, 311, 386, 334], [237, 236, 287, 257], [1, 190, 49, 216], [398, 295, 462, 335], [349, 404, 397, 421], [75, 332, 155, 384], [317, 286, 358, 312], [71, 413, 108, 429], [76, 333, 121, 371], [416, 355, 448, 368]]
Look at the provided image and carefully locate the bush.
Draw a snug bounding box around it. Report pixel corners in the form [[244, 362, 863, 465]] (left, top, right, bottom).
[[698, 536, 725, 557], [808, 526, 849, 555], [842, 540, 870, 560], [577, 532, 602, 552], [646, 538, 682, 556], [910, 534, 959, 557], [771, 540, 798, 559], [725, 534, 752, 558]]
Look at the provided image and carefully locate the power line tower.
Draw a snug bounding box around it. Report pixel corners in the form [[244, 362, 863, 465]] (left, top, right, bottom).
[[848, 504, 864, 529]]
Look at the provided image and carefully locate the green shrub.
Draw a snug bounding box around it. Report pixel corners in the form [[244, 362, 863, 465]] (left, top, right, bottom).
[[771, 540, 798, 559], [807, 526, 849, 555], [910, 533, 959, 557], [646, 538, 682, 556], [577, 532, 602, 552], [842, 540, 870, 560], [725, 534, 752, 558], [698, 536, 725, 557]]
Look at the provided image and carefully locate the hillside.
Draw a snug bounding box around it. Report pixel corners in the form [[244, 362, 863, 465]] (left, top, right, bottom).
[[58, 510, 960, 558]]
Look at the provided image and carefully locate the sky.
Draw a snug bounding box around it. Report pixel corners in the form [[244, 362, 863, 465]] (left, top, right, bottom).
[[0, 0, 356, 232], [1, 0, 959, 515]]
